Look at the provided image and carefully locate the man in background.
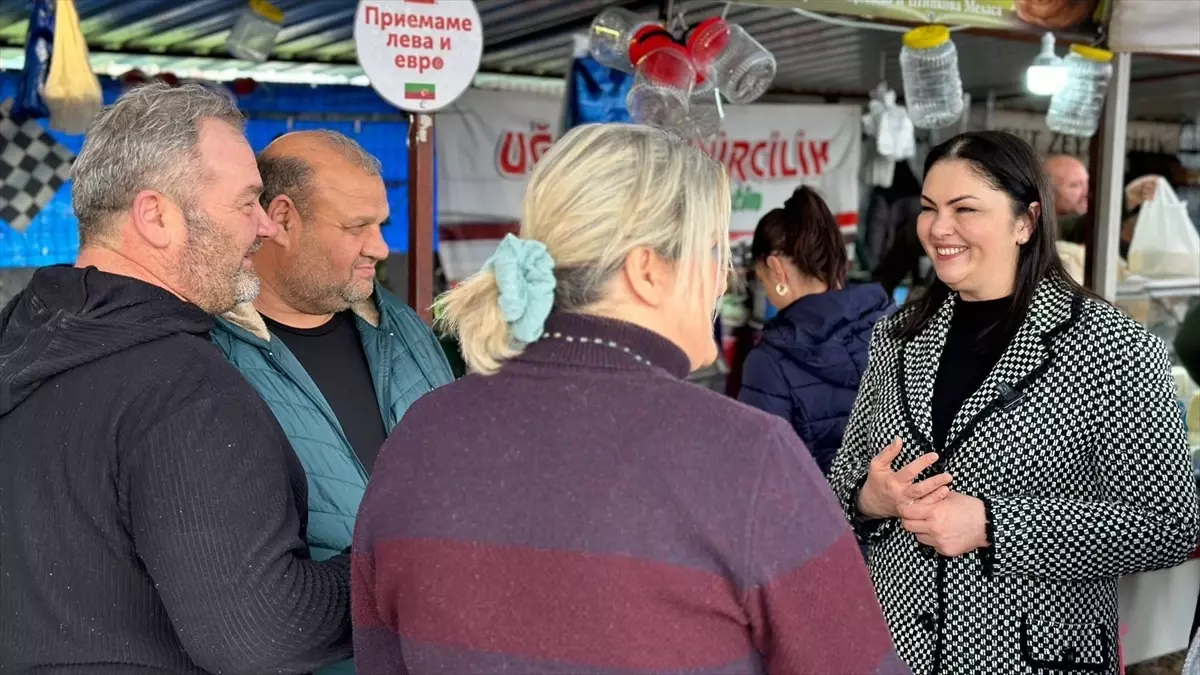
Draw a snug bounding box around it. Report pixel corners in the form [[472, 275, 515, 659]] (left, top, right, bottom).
[[0, 84, 351, 673], [1044, 154, 1090, 242], [211, 130, 453, 673]]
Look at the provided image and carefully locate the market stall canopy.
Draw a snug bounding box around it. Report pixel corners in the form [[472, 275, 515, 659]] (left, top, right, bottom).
[[1108, 0, 1200, 56], [0, 0, 1197, 120], [735, 0, 1108, 37]]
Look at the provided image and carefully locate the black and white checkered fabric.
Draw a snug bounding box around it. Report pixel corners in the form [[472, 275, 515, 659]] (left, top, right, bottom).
[[0, 100, 74, 233], [830, 276, 1200, 675]]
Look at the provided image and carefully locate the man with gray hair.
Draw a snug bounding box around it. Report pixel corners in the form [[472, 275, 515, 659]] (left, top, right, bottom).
[[211, 133, 452, 675], [0, 84, 351, 673]]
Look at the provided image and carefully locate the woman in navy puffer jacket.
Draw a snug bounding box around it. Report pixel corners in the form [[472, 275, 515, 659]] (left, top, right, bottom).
[[739, 187, 893, 476]]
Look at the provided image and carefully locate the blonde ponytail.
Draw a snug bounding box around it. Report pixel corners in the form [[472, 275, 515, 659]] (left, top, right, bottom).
[[434, 270, 519, 375], [435, 233, 556, 375]]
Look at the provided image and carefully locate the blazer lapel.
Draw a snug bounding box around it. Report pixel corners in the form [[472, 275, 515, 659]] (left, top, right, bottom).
[[899, 293, 955, 451], [943, 277, 1079, 454]]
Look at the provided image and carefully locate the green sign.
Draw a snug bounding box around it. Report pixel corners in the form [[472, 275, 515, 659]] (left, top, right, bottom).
[[736, 0, 1106, 37], [732, 185, 764, 213]]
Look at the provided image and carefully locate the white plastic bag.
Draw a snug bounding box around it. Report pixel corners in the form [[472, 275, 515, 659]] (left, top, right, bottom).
[[1126, 177, 1200, 279]]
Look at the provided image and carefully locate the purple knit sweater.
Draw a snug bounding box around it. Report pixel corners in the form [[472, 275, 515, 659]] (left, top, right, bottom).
[[352, 312, 907, 675]]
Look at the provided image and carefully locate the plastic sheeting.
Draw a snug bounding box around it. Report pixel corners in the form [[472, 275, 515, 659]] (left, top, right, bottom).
[[562, 54, 632, 131], [1108, 0, 1200, 56]]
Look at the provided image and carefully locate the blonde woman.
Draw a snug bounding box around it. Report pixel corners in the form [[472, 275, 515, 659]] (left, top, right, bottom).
[[351, 124, 907, 675]]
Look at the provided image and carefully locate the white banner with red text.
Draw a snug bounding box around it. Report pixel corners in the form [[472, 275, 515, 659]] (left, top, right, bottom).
[[706, 103, 862, 238], [435, 88, 561, 283], [435, 91, 862, 281]]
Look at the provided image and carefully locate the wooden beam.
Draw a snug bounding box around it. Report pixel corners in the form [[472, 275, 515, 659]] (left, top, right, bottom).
[[407, 114, 435, 325]]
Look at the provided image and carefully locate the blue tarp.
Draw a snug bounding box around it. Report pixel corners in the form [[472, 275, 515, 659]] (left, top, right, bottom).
[[1, 74, 425, 268], [562, 54, 632, 131]]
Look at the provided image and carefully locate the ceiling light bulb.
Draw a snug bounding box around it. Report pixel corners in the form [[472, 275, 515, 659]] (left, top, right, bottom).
[[1025, 32, 1067, 96]]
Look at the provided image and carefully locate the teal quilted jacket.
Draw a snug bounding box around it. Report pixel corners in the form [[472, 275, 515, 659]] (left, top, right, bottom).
[[211, 285, 453, 674]]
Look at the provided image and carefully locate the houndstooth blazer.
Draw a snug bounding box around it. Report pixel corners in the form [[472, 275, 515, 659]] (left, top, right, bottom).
[[830, 275, 1200, 675]]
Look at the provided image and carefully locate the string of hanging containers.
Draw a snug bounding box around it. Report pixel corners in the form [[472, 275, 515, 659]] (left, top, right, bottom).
[[587, 7, 776, 140]]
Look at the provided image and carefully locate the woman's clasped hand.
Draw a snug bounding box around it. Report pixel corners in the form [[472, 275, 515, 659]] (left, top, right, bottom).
[[857, 438, 989, 557], [899, 490, 990, 557]]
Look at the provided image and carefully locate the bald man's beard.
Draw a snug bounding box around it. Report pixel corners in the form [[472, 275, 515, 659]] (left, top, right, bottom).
[[274, 226, 376, 316], [177, 208, 261, 315]]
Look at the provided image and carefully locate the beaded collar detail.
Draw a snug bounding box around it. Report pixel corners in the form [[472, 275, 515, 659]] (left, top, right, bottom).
[[539, 331, 654, 367], [514, 312, 692, 379]]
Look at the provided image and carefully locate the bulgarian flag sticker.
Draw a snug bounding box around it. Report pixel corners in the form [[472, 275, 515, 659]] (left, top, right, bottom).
[[405, 82, 436, 100]]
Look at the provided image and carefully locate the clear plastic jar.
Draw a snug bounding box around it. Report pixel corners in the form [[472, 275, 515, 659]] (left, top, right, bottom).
[[695, 22, 776, 105], [588, 7, 650, 74], [1046, 45, 1114, 138], [676, 90, 722, 141], [899, 25, 964, 129], [227, 0, 284, 63], [627, 43, 695, 128]]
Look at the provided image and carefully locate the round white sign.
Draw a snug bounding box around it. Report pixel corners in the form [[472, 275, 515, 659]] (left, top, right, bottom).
[[354, 0, 483, 113]]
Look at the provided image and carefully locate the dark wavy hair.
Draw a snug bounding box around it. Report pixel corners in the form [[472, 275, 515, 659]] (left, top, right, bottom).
[[750, 186, 848, 289], [891, 130, 1093, 342]]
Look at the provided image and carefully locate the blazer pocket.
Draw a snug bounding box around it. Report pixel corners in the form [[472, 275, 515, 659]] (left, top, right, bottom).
[[1019, 614, 1112, 672]]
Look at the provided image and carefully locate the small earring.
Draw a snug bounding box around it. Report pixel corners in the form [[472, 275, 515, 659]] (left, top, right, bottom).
[[775, 283, 789, 296]]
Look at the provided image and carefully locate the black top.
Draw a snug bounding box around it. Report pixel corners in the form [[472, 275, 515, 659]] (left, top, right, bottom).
[[264, 310, 388, 473], [0, 266, 350, 673], [930, 295, 1016, 449]]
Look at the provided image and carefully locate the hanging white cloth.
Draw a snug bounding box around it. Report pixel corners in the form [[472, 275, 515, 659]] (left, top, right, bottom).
[[863, 86, 916, 188]]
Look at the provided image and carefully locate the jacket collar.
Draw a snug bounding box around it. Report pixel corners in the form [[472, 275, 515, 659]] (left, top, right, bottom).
[[221, 285, 383, 342], [900, 275, 1080, 453], [764, 283, 892, 349]]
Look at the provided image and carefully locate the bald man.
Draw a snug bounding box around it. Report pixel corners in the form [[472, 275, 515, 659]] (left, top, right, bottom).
[[1044, 154, 1090, 243], [210, 130, 454, 675]]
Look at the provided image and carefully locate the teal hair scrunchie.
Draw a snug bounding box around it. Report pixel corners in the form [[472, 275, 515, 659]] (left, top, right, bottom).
[[484, 234, 557, 344]]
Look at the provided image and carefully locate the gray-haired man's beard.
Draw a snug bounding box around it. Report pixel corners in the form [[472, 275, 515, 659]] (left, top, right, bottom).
[[178, 209, 263, 314], [232, 239, 264, 304], [232, 269, 261, 306]]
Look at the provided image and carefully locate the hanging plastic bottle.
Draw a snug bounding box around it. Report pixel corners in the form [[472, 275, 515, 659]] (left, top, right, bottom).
[[588, 6, 651, 74], [675, 89, 722, 141], [687, 18, 728, 88], [1045, 45, 1113, 138], [227, 0, 284, 62], [626, 26, 695, 128], [689, 19, 776, 105], [899, 25, 964, 129]]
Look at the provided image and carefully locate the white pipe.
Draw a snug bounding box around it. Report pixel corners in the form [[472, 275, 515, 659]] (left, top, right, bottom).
[[1092, 51, 1132, 301]]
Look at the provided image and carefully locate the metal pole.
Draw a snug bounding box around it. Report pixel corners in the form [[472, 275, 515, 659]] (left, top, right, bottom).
[[407, 113, 436, 324], [658, 0, 676, 23], [1090, 51, 1132, 301]]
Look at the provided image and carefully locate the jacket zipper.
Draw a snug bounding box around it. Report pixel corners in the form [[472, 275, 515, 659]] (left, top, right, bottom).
[[373, 330, 398, 432], [264, 349, 369, 483]]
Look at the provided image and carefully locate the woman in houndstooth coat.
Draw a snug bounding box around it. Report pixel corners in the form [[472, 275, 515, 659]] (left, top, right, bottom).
[[831, 131, 1200, 675]]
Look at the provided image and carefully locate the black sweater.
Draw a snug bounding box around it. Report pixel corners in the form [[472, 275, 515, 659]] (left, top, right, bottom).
[[930, 295, 1016, 449], [0, 267, 351, 674]]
